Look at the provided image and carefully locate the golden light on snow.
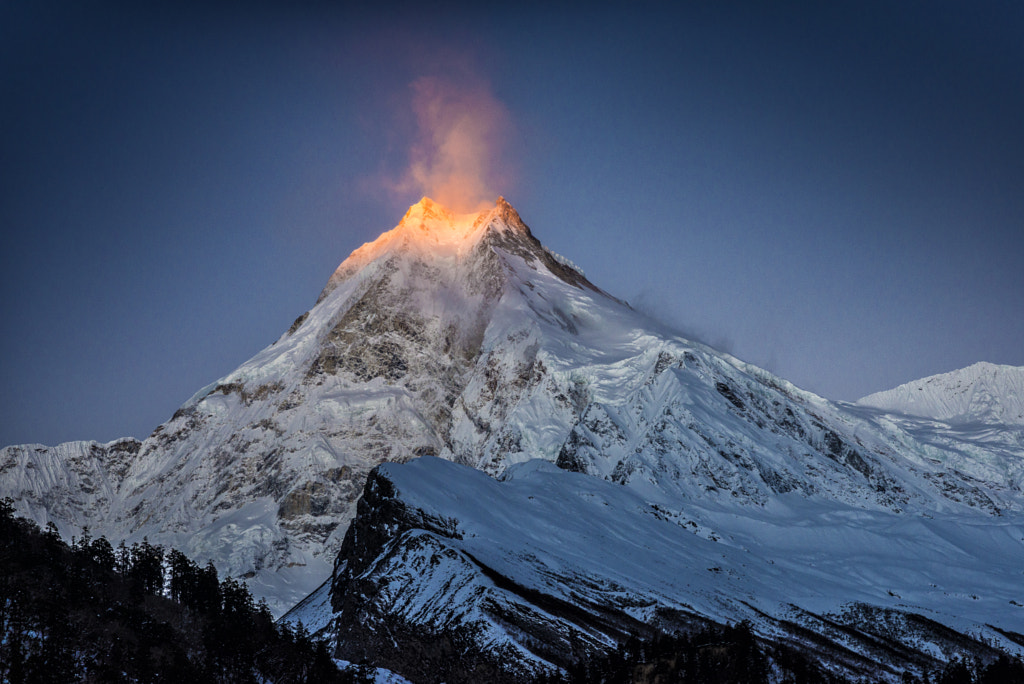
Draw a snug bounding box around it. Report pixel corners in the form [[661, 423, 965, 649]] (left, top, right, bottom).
[[394, 76, 512, 213], [400, 196, 484, 240], [334, 196, 515, 276]]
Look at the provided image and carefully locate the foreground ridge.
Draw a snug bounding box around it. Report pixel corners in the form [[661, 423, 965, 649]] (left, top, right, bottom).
[[291, 457, 1024, 682]]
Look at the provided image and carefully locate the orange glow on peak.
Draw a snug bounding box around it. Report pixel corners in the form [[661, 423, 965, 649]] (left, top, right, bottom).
[[398, 196, 492, 245], [335, 196, 521, 278]]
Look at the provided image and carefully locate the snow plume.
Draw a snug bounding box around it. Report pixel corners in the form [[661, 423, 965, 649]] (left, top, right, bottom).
[[395, 75, 512, 212]]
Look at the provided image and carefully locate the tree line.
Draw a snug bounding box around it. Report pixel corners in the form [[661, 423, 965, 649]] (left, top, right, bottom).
[[0, 498, 367, 683], [538, 620, 1024, 684], [535, 621, 839, 684]]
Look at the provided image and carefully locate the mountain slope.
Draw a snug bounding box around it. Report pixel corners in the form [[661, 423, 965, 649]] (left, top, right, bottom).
[[3, 197, 1023, 622], [1, 196, 622, 612]]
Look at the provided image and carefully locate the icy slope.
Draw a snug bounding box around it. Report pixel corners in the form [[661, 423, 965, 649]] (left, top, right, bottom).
[[850, 363, 1024, 517], [0, 438, 140, 538], [858, 362, 1024, 425], [311, 456, 1024, 683], [3, 197, 1022, 617]]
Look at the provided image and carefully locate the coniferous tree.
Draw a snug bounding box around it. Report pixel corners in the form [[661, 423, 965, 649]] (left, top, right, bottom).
[[88, 535, 116, 572], [979, 654, 1024, 683], [937, 658, 974, 684], [115, 538, 132, 578]]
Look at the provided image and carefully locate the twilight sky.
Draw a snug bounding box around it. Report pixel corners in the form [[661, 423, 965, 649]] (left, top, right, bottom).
[[2, 1, 1022, 447]]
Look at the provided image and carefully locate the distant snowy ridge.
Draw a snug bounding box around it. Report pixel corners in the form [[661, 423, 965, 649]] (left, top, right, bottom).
[[857, 362, 1024, 425]]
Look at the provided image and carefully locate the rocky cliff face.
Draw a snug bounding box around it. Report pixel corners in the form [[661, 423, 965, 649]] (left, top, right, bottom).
[[324, 461, 693, 682], [3, 197, 1023, 621]]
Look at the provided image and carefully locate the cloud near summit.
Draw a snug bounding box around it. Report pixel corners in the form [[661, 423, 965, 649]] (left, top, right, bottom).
[[392, 75, 513, 213]]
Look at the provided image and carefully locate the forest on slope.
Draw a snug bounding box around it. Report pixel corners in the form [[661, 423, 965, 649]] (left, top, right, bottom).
[[0, 498, 365, 683]]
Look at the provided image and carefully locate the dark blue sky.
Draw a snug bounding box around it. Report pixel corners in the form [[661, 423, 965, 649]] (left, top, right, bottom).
[[2, 1, 1022, 446]]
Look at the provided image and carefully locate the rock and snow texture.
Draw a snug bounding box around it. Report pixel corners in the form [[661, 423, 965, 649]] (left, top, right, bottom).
[[3, 196, 1023, 624], [309, 457, 1024, 683], [0, 438, 141, 538], [0, 196, 613, 613], [857, 362, 1024, 426]]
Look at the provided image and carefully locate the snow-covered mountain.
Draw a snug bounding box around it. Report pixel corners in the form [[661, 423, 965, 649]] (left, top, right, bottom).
[[858, 362, 1024, 426], [289, 455, 1024, 682], [2, 196, 628, 612], [3, 198, 1023, 677]]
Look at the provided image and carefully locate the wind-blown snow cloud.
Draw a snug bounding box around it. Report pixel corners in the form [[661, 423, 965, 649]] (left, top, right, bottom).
[[393, 75, 512, 212]]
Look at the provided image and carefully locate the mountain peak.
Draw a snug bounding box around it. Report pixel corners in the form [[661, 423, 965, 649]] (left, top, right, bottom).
[[494, 195, 522, 222], [396, 196, 481, 244], [398, 195, 528, 237], [402, 196, 454, 223], [857, 361, 1024, 425], [316, 196, 532, 303]]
